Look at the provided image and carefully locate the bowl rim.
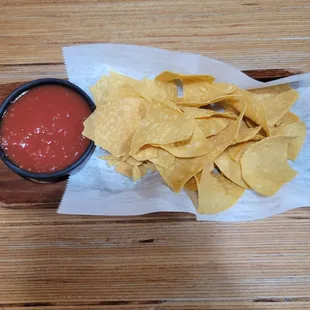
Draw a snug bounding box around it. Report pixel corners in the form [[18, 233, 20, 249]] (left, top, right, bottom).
[[0, 78, 96, 180]]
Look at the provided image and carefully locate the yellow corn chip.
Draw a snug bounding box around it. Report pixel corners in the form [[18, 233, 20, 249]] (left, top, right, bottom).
[[184, 177, 198, 191], [150, 148, 175, 169], [213, 82, 236, 94], [177, 94, 238, 108], [130, 105, 194, 154], [227, 89, 270, 136], [271, 120, 307, 160], [152, 98, 183, 113], [103, 84, 141, 102], [240, 136, 297, 196], [215, 149, 249, 188], [90, 72, 141, 104], [155, 105, 245, 192], [141, 79, 177, 103], [275, 111, 300, 126], [197, 168, 245, 214], [126, 156, 143, 166], [228, 141, 256, 162], [197, 104, 245, 162], [115, 162, 133, 178], [140, 162, 152, 175], [253, 134, 265, 140], [83, 98, 146, 157], [181, 106, 237, 119], [131, 165, 143, 181], [99, 154, 116, 160], [131, 161, 155, 181], [90, 76, 111, 103], [99, 154, 122, 167], [161, 123, 210, 157], [154, 155, 209, 193], [143, 162, 156, 173], [196, 117, 232, 137], [121, 154, 131, 162], [250, 84, 299, 126], [194, 171, 202, 183], [233, 126, 262, 145], [156, 71, 215, 84], [181, 80, 235, 103], [131, 146, 159, 161], [244, 117, 257, 128]]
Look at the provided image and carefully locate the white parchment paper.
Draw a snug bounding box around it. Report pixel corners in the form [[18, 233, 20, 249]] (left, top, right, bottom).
[[59, 44, 310, 221]]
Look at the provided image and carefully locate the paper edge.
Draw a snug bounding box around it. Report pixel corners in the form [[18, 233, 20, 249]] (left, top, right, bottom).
[[58, 43, 310, 220]]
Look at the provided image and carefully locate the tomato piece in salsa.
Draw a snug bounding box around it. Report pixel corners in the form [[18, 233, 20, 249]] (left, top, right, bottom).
[[0, 84, 92, 173]]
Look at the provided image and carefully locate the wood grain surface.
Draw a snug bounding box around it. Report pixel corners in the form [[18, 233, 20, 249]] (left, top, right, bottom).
[[1, 0, 310, 309]]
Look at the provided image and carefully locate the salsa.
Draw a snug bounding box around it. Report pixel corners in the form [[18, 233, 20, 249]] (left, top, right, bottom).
[[0, 84, 92, 173]]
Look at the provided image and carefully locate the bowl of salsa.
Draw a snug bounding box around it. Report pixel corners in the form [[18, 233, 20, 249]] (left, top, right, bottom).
[[0, 78, 96, 182]]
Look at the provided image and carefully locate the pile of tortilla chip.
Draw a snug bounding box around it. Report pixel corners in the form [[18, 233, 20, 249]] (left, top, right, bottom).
[[83, 71, 306, 214]]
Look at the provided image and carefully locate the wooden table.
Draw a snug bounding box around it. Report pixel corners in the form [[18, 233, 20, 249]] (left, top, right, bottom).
[[1, 1, 310, 309]]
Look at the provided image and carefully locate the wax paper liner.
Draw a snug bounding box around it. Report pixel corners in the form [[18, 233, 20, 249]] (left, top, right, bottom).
[[58, 44, 310, 221]]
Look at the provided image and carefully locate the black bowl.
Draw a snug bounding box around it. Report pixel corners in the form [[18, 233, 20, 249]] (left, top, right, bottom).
[[0, 78, 96, 183]]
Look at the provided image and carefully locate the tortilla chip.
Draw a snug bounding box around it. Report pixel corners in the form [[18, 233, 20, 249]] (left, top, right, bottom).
[[180, 106, 237, 119], [198, 103, 246, 163], [215, 149, 249, 188], [228, 141, 256, 162], [99, 154, 122, 167], [181, 80, 235, 103], [250, 84, 299, 126], [275, 112, 300, 126], [177, 94, 238, 108], [271, 120, 307, 160], [83, 98, 146, 157], [227, 89, 270, 136], [143, 162, 156, 173], [122, 154, 131, 162], [131, 146, 159, 161], [154, 155, 210, 193], [156, 71, 215, 84], [132, 164, 151, 181], [161, 123, 210, 157], [104, 84, 141, 102], [152, 98, 183, 113], [194, 171, 202, 183], [233, 126, 262, 145], [184, 177, 198, 191], [155, 104, 245, 192], [89, 75, 112, 104], [90, 72, 141, 104], [197, 168, 245, 214], [240, 136, 297, 196], [244, 117, 257, 128], [126, 156, 142, 166], [150, 148, 175, 169], [196, 117, 232, 137], [141, 78, 178, 103], [130, 105, 194, 154], [115, 162, 133, 178]]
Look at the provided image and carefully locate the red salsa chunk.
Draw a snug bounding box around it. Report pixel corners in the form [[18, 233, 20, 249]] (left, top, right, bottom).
[[0, 84, 92, 173]]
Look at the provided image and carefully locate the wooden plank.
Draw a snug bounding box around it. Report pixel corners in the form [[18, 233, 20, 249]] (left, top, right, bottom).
[[1, 302, 310, 310], [0, 63, 66, 84], [0, 208, 309, 305], [1, 0, 310, 72]]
